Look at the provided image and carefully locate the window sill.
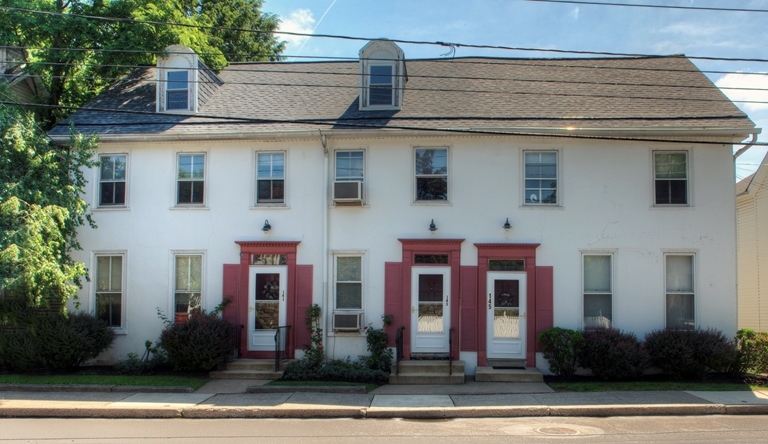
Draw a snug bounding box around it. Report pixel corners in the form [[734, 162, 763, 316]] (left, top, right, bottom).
[[327, 330, 365, 337], [519, 204, 562, 210], [250, 204, 290, 210], [93, 206, 130, 212], [650, 205, 692, 210], [111, 328, 127, 335], [171, 205, 209, 210], [412, 200, 452, 206]]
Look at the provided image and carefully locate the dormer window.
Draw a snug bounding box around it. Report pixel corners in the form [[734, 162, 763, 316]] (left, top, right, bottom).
[[369, 65, 394, 106], [156, 45, 199, 114], [359, 40, 405, 111], [166, 71, 189, 110]]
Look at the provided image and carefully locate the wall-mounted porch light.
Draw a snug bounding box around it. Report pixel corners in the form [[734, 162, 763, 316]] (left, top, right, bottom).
[[503, 218, 512, 230], [428, 219, 437, 233], [262, 219, 272, 232]]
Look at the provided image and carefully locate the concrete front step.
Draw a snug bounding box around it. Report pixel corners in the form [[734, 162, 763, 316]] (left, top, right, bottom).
[[393, 360, 466, 374], [474, 366, 544, 382], [209, 359, 293, 380], [486, 358, 527, 369], [389, 360, 466, 384]]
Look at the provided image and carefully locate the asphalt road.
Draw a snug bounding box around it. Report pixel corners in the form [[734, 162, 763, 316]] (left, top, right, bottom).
[[2, 416, 768, 443]]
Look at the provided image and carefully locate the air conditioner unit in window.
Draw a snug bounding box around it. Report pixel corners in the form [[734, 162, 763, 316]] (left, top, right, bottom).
[[333, 312, 363, 331], [333, 181, 363, 204]]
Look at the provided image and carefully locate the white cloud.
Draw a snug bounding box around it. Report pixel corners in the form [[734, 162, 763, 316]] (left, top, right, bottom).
[[657, 22, 722, 38], [278, 9, 315, 48], [569, 7, 579, 20], [716, 73, 768, 113]]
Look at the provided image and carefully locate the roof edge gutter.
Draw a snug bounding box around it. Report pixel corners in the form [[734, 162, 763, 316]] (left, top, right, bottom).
[[48, 126, 761, 145]]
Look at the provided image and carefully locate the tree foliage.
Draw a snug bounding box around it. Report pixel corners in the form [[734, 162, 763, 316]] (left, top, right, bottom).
[[0, 0, 285, 128], [0, 93, 97, 309]]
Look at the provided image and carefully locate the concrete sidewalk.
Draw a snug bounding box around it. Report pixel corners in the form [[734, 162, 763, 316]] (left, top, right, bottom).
[[2, 380, 768, 419]]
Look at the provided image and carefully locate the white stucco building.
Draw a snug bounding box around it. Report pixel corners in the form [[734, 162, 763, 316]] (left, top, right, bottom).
[[50, 41, 758, 375]]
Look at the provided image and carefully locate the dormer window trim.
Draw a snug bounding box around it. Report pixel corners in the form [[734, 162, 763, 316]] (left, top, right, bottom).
[[156, 45, 199, 114], [359, 40, 405, 111]]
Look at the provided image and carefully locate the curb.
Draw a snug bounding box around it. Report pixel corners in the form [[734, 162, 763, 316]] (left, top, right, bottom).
[[246, 386, 367, 394]]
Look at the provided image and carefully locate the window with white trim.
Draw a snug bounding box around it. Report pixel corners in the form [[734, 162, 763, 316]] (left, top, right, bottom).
[[666, 254, 694, 330], [174, 254, 202, 322], [256, 152, 285, 204], [177, 154, 205, 205], [415, 148, 448, 201], [95, 254, 124, 328], [524, 151, 558, 205], [166, 71, 189, 110], [335, 256, 362, 310], [583, 254, 612, 329], [368, 65, 394, 106], [99, 154, 126, 206], [654, 152, 688, 205]]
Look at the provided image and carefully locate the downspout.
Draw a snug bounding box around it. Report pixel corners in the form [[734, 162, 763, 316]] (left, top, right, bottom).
[[321, 133, 330, 358], [732, 133, 758, 333]]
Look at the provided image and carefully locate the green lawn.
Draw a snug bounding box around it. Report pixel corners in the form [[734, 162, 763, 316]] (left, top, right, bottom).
[[0, 374, 210, 391], [547, 380, 766, 392]]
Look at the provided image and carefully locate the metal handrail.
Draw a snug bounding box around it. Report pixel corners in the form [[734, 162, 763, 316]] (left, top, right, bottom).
[[395, 326, 405, 376], [274, 325, 291, 372], [449, 327, 454, 376]]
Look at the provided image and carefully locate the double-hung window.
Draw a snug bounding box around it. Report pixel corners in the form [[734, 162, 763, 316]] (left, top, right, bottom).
[[666, 254, 695, 330], [415, 148, 448, 201], [256, 152, 285, 204], [95, 254, 124, 328], [335, 256, 362, 310], [524, 151, 558, 205], [166, 71, 189, 110], [177, 154, 205, 205], [99, 154, 126, 206], [583, 254, 612, 329], [654, 152, 688, 205], [368, 65, 394, 106], [174, 254, 202, 322]]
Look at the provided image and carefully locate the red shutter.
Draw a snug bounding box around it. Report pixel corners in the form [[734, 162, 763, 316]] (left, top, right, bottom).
[[384, 262, 403, 346], [222, 264, 240, 326], [535, 266, 554, 351], [460, 266, 478, 351], [294, 265, 313, 352]]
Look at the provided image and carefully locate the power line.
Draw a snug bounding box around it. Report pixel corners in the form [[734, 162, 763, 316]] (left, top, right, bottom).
[[18, 59, 768, 94], [524, 0, 768, 13], [38, 72, 768, 106], [4, 101, 762, 147], [2, 6, 768, 64]]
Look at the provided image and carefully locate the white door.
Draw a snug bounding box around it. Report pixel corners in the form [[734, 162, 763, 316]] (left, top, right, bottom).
[[486, 271, 526, 360], [248, 266, 287, 351], [411, 266, 451, 354]]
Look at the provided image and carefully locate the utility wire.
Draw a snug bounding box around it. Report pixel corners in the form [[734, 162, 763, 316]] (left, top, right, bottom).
[[4, 101, 762, 147], [16, 60, 768, 93], [524, 0, 768, 13], [2, 6, 768, 64], [37, 73, 768, 106]]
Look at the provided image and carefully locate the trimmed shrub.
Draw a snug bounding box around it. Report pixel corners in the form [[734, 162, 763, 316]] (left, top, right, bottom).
[[0, 313, 115, 372], [282, 358, 389, 385], [644, 328, 738, 379], [736, 329, 768, 375], [538, 327, 585, 379], [578, 328, 648, 381], [362, 325, 393, 372], [159, 313, 235, 371]]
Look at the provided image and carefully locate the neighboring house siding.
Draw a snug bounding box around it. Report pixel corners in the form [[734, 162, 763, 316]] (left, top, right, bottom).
[[737, 161, 768, 332]]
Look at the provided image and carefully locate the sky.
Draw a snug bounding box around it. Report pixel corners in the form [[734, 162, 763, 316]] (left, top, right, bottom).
[[265, 0, 768, 182]]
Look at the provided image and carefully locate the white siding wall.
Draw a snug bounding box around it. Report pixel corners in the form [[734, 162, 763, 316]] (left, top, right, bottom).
[[738, 176, 768, 331], [73, 135, 738, 363]]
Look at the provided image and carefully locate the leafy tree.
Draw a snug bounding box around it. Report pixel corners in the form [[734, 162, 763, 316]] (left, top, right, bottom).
[[0, 92, 97, 311], [0, 0, 285, 129]]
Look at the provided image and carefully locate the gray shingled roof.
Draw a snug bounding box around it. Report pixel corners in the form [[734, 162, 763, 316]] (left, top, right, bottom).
[[49, 55, 755, 138]]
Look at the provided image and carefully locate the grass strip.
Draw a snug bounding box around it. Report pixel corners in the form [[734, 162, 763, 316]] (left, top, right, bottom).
[[548, 381, 765, 392], [0, 374, 210, 391], [266, 380, 379, 392]]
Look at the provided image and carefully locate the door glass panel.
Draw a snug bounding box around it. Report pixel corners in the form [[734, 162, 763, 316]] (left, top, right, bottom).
[[255, 273, 280, 330], [418, 274, 444, 333], [494, 279, 520, 339]]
